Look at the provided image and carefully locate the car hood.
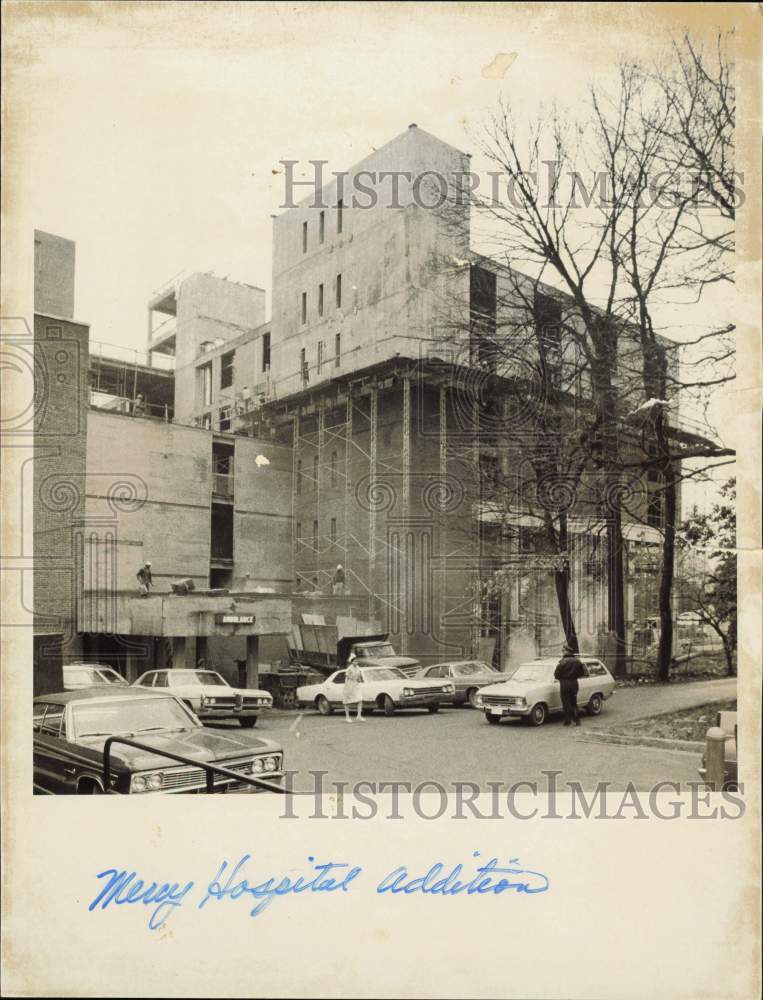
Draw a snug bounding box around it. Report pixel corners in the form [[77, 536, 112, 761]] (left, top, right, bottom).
[[480, 679, 548, 696], [77, 727, 281, 772], [361, 656, 421, 670]]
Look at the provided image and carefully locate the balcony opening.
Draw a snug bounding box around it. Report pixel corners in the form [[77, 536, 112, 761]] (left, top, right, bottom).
[[211, 502, 234, 561], [212, 442, 235, 499]]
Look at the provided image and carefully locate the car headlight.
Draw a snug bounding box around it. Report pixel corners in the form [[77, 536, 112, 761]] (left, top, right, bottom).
[[131, 772, 164, 793], [147, 772, 163, 790], [131, 774, 147, 792], [200, 695, 208, 708], [251, 758, 265, 773], [264, 756, 278, 772], [403, 687, 414, 697], [444, 684, 455, 693]]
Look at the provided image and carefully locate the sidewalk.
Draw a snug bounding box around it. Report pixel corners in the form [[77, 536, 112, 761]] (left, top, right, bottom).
[[590, 676, 737, 729]]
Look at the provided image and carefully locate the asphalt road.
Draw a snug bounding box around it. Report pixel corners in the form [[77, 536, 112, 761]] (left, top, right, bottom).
[[213, 677, 737, 791]]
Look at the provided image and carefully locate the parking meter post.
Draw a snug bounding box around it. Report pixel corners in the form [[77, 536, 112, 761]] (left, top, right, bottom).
[[704, 726, 727, 791]]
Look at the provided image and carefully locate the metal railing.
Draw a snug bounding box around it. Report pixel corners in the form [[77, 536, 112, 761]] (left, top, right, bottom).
[[102, 736, 289, 794]]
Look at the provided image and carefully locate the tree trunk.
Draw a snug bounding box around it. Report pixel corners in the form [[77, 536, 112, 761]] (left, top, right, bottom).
[[554, 565, 579, 652]]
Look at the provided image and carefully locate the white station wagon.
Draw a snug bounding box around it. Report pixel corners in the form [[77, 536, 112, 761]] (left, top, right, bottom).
[[133, 669, 272, 727], [297, 666, 455, 716], [474, 657, 616, 726]]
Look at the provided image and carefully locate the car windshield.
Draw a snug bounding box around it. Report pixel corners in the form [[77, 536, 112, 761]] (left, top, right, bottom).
[[72, 696, 195, 739], [362, 667, 406, 680], [357, 643, 396, 658], [453, 663, 490, 676], [170, 671, 228, 686], [512, 663, 554, 682], [96, 668, 128, 685], [66, 666, 126, 686]]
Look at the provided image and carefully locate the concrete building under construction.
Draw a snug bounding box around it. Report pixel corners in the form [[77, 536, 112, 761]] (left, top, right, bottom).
[[32, 125, 714, 688]]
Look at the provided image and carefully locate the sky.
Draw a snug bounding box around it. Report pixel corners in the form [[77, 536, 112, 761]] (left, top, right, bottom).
[[7, 1, 737, 510]]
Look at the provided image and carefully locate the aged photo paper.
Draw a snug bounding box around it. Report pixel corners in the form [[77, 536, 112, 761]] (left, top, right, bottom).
[[1, 2, 761, 997]]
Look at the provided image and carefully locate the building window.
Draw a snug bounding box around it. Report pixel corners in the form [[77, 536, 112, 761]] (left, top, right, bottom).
[[301, 291, 307, 325], [330, 517, 337, 550], [319, 210, 325, 244], [302, 221, 308, 253], [218, 405, 232, 432], [201, 412, 212, 430], [317, 340, 324, 374], [296, 522, 302, 549], [220, 350, 235, 390], [262, 332, 271, 372], [335, 332, 341, 368], [330, 450, 337, 487], [199, 363, 212, 407], [297, 458, 302, 495], [318, 283, 324, 317], [313, 455, 319, 492], [337, 198, 343, 234], [300, 347, 309, 385], [336, 273, 342, 309], [313, 519, 318, 552]]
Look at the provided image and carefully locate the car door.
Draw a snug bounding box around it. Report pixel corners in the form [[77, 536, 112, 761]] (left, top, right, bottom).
[[33, 703, 67, 793], [328, 670, 346, 705], [576, 662, 595, 706]]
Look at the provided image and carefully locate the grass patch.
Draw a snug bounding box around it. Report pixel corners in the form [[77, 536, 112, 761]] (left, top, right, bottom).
[[608, 699, 737, 743]]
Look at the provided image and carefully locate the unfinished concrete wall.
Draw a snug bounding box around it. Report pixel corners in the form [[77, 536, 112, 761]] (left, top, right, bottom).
[[270, 125, 471, 400]]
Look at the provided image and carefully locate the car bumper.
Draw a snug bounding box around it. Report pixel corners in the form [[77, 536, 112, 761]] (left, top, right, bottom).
[[482, 704, 530, 718], [399, 692, 445, 707], [197, 705, 271, 720]]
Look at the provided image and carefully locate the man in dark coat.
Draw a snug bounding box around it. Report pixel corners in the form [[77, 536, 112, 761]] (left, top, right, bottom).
[[554, 643, 586, 726]]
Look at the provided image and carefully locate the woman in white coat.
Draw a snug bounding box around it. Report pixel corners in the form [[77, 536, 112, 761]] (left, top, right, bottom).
[[342, 658, 365, 723]]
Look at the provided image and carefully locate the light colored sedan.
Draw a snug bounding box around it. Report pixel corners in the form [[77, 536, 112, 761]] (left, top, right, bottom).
[[63, 663, 130, 690], [297, 666, 455, 716], [474, 657, 615, 726], [133, 668, 272, 727], [417, 660, 509, 707]]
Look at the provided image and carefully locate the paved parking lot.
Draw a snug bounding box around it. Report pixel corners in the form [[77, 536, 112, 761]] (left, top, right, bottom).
[[211, 678, 736, 791]]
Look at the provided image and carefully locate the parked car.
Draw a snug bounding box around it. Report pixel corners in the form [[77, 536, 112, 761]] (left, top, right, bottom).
[[63, 663, 129, 690], [133, 668, 272, 727], [416, 660, 509, 707], [698, 709, 738, 790], [297, 666, 455, 716], [474, 657, 615, 726], [33, 689, 284, 794]]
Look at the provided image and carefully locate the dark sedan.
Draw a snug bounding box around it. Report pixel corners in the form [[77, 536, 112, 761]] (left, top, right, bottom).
[[33, 688, 284, 794], [417, 660, 509, 707]]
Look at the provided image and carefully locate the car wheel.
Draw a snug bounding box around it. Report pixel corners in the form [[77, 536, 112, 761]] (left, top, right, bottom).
[[316, 695, 332, 716], [466, 687, 479, 708], [379, 694, 396, 717], [486, 712, 500, 725], [427, 703, 440, 714], [587, 694, 603, 716], [238, 717, 257, 728], [528, 703, 547, 727]]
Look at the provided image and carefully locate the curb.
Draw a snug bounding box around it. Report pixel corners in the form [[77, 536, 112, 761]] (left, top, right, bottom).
[[578, 731, 705, 754]]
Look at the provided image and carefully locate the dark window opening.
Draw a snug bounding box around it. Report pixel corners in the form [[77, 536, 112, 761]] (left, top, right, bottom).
[[330, 451, 338, 487], [318, 283, 324, 317], [335, 332, 341, 367], [313, 455, 319, 491], [296, 458, 302, 495], [296, 522, 302, 549], [301, 292, 307, 325], [535, 293, 563, 388], [211, 503, 233, 561], [336, 273, 342, 309], [213, 442, 234, 497], [301, 347, 309, 385], [330, 517, 337, 549], [262, 331, 271, 372], [319, 210, 325, 243], [313, 519, 319, 552], [302, 221, 308, 253], [218, 406, 232, 432], [210, 568, 232, 590], [220, 350, 234, 390], [337, 198, 343, 234], [317, 340, 324, 374]]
